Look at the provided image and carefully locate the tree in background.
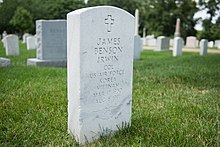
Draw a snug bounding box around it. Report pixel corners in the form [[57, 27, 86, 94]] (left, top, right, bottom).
[[1, 0, 219, 41], [142, 0, 198, 39], [0, 0, 19, 33], [197, 0, 220, 40], [10, 7, 34, 35], [44, 0, 85, 19], [0, 0, 85, 34]]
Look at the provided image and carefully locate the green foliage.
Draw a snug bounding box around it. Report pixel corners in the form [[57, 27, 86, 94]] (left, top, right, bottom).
[[0, 0, 19, 33], [0, 41, 219, 146], [10, 7, 34, 34], [43, 0, 85, 19], [0, 0, 86, 34], [197, 0, 220, 40], [0, 0, 219, 40], [197, 17, 220, 41], [142, 0, 198, 38]]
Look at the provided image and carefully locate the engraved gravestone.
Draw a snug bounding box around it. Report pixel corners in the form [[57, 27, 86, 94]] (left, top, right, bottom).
[[27, 36, 36, 50], [186, 36, 197, 48], [200, 39, 208, 56], [155, 36, 170, 51], [27, 20, 67, 67], [67, 6, 134, 144], [22, 33, 31, 43], [5, 34, 19, 56]]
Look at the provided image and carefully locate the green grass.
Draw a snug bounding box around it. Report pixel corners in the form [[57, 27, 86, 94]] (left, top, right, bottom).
[[0, 42, 219, 146]]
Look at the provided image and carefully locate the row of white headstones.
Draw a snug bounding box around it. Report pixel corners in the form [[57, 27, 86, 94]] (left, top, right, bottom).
[[142, 36, 220, 49], [0, 6, 217, 145], [0, 33, 36, 67]]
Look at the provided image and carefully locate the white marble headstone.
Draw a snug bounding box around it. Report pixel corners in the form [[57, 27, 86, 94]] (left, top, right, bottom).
[[22, 33, 31, 43], [67, 6, 134, 144], [173, 37, 183, 56], [208, 41, 214, 48], [5, 34, 19, 56], [200, 39, 208, 56], [214, 40, 220, 49], [186, 36, 197, 48], [134, 35, 141, 59], [27, 36, 36, 50], [134, 9, 139, 35]]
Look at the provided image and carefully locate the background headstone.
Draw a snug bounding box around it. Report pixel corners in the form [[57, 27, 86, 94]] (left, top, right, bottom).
[[142, 27, 146, 46], [214, 40, 220, 49], [5, 34, 19, 56], [134, 9, 139, 35], [2, 31, 7, 38], [155, 36, 170, 51], [186, 36, 197, 48], [1, 36, 7, 48], [26, 36, 36, 50], [170, 39, 174, 46], [173, 37, 183, 56], [0, 57, 10, 67], [27, 20, 67, 67], [208, 41, 214, 48], [200, 39, 208, 56], [146, 35, 156, 46], [67, 6, 134, 144], [22, 33, 32, 43], [134, 35, 141, 59]]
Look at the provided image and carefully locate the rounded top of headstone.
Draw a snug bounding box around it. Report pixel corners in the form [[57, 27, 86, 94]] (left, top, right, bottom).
[[157, 36, 166, 39], [187, 36, 196, 39], [200, 39, 208, 42], [36, 19, 66, 22], [67, 6, 134, 18], [5, 34, 18, 38]]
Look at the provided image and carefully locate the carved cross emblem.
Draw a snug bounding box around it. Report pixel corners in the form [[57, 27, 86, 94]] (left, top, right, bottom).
[[105, 15, 114, 32]]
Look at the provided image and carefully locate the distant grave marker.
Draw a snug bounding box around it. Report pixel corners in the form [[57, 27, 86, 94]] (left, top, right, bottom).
[[4, 34, 19, 56], [27, 20, 67, 67]]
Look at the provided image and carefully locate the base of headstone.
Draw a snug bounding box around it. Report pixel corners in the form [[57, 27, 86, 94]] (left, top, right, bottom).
[[0, 57, 10, 67], [27, 58, 66, 67]]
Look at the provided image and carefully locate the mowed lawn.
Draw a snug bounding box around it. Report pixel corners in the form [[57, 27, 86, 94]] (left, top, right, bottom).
[[0, 41, 219, 146]]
